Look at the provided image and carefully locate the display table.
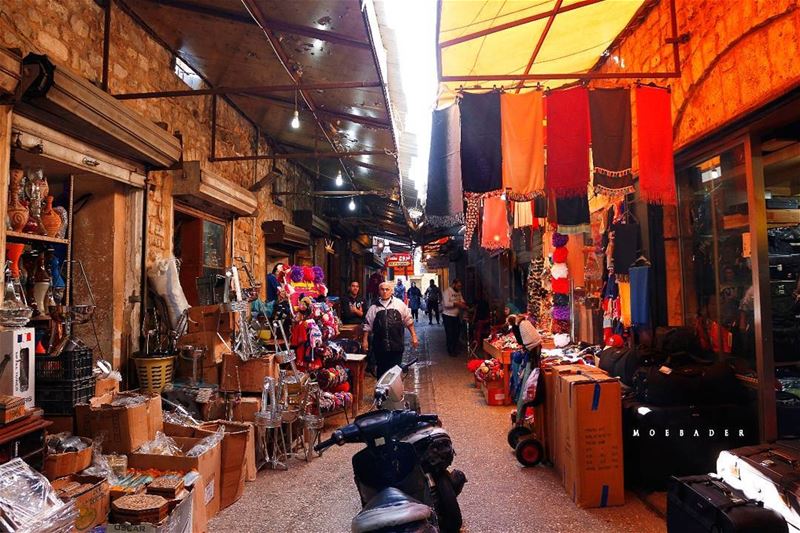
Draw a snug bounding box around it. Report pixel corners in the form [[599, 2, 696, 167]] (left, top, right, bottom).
[[344, 353, 367, 418], [338, 324, 362, 341], [0, 411, 52, 470], [482, 340, 514, 405]]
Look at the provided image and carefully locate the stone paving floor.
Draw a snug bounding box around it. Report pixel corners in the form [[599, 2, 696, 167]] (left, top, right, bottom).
[[210, 322, 666, 533]]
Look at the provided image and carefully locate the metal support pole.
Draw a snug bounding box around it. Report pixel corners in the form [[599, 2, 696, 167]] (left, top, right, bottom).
[[210, 94, 217, 160]]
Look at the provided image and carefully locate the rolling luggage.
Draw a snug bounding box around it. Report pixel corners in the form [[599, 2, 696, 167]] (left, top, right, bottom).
[[623, 399, 756, 490], [667, 475, 788, 533], [717, 444, 800, 532], [632, 359, 740, 406]]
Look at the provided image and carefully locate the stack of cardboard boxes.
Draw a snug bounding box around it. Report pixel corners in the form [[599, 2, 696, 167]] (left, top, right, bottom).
[[539, 364, 625, 508]]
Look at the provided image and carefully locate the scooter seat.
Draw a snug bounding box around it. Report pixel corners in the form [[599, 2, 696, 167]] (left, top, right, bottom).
[[351, 487, 432, 533]]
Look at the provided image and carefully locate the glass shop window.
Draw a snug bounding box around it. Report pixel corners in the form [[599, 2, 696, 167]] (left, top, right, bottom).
[[173, 206, 228, 306], [677, 142, 756, 374]]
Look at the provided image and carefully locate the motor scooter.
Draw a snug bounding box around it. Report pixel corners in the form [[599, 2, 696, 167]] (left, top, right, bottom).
[[315, 360, 466, 533]]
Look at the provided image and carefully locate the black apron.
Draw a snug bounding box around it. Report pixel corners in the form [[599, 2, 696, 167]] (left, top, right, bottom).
[[373, 298, 405, 353]]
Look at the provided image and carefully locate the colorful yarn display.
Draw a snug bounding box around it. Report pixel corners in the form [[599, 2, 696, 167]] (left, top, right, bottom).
[[550, 232, 571, 342]]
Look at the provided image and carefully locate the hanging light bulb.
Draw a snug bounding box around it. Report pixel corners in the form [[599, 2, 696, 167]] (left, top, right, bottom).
[[348, 198, 356, 211], [291, 109, 300, 129], [335, 171, 343, 187]]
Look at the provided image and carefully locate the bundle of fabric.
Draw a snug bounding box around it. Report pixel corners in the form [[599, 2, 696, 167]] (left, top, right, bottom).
[[313, 365, 350, 391], [474, 358, 504, 383], [313, 342, 346, 367], [426, 103, 464, 226], [319, 391, 353, 412], [501, 91, 545, 200], [551, 232, 571, 341], [635, 86, 677, 205], [590, 88, 633, 195], [481, 196, 510, 250]]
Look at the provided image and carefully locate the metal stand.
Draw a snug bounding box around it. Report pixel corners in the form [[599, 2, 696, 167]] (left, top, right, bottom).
[[255, 411, 287, 470]]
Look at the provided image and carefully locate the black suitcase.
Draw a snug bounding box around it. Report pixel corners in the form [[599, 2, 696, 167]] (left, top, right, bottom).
[[633, 360, 741, 406], [623, 399, 757, 490], [667, 475, 788, 533]]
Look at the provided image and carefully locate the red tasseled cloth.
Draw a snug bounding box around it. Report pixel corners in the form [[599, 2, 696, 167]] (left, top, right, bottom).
[[636, 86, 677, 205], [546, 87, 591, 199], [481, 196, 510, 250]]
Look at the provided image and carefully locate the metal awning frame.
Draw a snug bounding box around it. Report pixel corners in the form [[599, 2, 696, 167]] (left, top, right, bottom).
[[436, 0, 687, 86]]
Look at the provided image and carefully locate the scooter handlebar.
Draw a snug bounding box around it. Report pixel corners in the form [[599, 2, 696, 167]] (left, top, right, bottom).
[[314, 429, 344, 452]]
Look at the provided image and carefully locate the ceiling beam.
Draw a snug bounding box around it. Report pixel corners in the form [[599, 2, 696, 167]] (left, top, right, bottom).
[[442, 71, 681, 82], [439, 0, 605, 49], [514, 0, 562, 93], [113, 81, 381, 100], [211, 150, 388, 162], [139, 0, 372, 49]]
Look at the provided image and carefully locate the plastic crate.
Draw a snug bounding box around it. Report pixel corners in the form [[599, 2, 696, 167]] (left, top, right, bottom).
[[35, 348, 93, 381], [35, 376, 95, 415]]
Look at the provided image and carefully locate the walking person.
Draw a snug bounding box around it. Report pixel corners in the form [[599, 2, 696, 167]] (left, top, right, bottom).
[[442, 279, 468, 356], [362, 282, 419, 377], [407, 281, 423, 322], [393, 278, 407, 302], [424, 279, 442, 325]]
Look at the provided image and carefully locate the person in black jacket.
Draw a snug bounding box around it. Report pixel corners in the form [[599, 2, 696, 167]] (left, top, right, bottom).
[[362, 282, 419, 377]]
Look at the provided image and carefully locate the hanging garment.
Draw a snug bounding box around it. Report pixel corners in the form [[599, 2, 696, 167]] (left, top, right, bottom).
[[611, 223, 640, 277], [629, 265, 651, 326], [501, 91, 545, 200], [566, 234, 586, 287], [460, 92, 502, 193], [589, 88, 633, 195], [481, 196, 510, 250], [463, 194, 481, 250], [546, 87, 591, 199], [514, 201, 533, 228], [426, 103, 464, 226], [636, 86, 677, 205], [512, 227, 533, 263], [556, 195, 590, 234], [618, 280, 632, 328]]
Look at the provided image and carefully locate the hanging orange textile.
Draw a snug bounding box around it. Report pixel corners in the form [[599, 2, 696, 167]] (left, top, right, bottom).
[[501, 91, 545, 200], [481, 196, 510, 250]]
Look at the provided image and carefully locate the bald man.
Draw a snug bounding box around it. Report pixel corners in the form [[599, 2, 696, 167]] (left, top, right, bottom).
[[362, 281, 419, 377]]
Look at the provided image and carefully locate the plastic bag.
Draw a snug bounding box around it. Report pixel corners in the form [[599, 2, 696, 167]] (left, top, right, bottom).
[[186, 426, 224, 457], [163, 408, 200, 428], [136, 431, 182, 456], [80, 436, 119, 485], [0, 458, 76, 533], [46, 433, 88, 454]]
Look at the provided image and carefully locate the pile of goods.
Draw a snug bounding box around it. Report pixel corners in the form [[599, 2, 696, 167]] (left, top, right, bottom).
[[474, 359, 504, 383], [111, 494, 170, 525]]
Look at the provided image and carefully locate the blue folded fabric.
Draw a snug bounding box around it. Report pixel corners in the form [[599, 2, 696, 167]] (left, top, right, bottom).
[[630, 265, 651, 325]]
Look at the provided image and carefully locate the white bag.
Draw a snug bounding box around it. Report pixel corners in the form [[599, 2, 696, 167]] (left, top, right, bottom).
[[147, 256, 190, 330]]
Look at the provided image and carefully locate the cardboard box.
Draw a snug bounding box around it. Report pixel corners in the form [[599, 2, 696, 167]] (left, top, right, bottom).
[[196, 421, 249, 510], [51, 474, 110, 533], [108, 486, 194, 533], [44, 437, 93, 480], [95, 377, 120, 396], [127, 437, 221, 518], [187, 304, 235, 334], [481, 380, 507, 406], [230, 396, 261, 423], [220, 352, 276, 393], [559, 373, 624, 508], [174, 348, 221, 385], [75, 392, 163, 454], [178, 331, 230, 364], [163, 421, 198, 438]]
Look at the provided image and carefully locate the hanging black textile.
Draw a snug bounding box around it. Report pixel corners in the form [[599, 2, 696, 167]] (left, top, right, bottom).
[[459, 92, 502, 193], [556, 195, 590, 234], [647, 204, 668, 327], [589, 88, 633, 195], [611, 222, 640, 276], [426, 103, 464, 226]]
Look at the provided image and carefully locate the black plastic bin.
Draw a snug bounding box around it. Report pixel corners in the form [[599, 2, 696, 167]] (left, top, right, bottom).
[[35, 376, 95, 415], [35, 348, 93, 381]]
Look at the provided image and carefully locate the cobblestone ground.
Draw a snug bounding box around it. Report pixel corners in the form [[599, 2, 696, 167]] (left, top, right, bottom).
[[210, 322, 666, 533]]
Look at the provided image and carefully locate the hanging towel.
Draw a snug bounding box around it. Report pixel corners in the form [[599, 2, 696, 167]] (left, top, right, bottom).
[[481, 196, 510, 250], [589, 88, 633, 195], [618, 280, 632, 327], [611, 223, 640, 276], [636, 86, 677, 205], [463, 194, 481, 250], [556, 196, 590, 234], [546, 87, 591, 199], [629, 265, 651, 326], [426, 103, 464, 226], [514, 201, 533, 228], [501, 91, 545, 200], [460, 92, 502, 193], [566, 235, 586, 287]]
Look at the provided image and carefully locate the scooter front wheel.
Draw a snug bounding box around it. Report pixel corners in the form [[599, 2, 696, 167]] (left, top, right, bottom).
[[433, 471, 463, 533]]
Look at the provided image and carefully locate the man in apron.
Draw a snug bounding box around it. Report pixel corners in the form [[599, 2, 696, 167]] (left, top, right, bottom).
[[362, 282, 419, 377]]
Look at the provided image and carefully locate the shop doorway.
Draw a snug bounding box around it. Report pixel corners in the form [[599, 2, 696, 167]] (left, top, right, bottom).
[[173, 205, 228, 306]]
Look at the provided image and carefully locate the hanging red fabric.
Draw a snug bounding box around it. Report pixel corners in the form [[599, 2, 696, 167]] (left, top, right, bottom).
[[481, 196, 510, 250], [545, 87, 591, 199], [635, 86, 677, 205]]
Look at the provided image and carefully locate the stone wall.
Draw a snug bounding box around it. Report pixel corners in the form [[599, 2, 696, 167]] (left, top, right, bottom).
[[595, 0, 800, 149]]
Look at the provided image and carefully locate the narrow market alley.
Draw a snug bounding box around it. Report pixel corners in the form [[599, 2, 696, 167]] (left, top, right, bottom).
[[210, 323, 666, 533]]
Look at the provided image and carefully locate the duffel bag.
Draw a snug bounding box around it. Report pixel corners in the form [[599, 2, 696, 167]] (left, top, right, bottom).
[[633, 358, 740, 406], [599, 346, 661, 387]]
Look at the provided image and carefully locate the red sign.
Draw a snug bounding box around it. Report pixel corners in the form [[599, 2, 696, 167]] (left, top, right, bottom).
[[385, 253, 412, 268]]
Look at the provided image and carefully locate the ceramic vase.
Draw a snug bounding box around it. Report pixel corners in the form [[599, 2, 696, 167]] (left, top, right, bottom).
[[7, 166, 28, 232], [4, 243, 24, 278], [41, 196, 62, 237]]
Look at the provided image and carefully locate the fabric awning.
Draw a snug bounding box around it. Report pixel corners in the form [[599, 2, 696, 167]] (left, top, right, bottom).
[[437, 0, 652, 100]]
